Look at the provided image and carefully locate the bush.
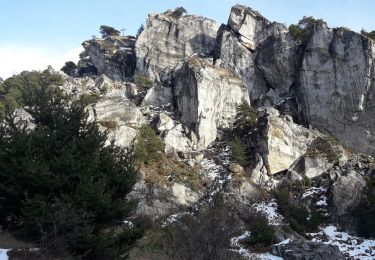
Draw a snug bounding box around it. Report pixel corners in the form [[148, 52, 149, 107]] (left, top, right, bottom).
[[361, 29, 375, 41], [275, 189, 325, 234], [233, 99, 257, 137], [61, 61, 77, 77], [306, 136, 342, 164], [0, 85, 142, 258], [171, 7, 187, 18], [134, 125, 165, 164], [0, 70, 63, 118], [80, 92, 100, 106], [230, 137, 251, 167], [161, 197, 240, 260], [99, 25, 120, 38], [134, 74, 153, 92], [242, 213, 276, 248], [136, 24, 145, 38], [289, 16, 327, 42]]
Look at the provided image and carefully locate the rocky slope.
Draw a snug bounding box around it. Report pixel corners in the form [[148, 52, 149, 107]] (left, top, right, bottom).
[[63, 5, 375, 259]]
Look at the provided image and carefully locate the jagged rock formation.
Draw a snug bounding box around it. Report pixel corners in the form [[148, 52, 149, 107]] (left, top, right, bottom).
[[136, 9, 219, 80], [215, 5, 300, 106], [66, 5, 375, 259], [214, 4, 375, 156], [82, 36, 136, 80], [174, 57, 249, 148]]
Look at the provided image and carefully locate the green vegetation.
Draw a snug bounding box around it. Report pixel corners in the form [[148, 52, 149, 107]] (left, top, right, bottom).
[[241, 213, 276, 249], [99, 120, 118, 130], [289, 16, 327, 42], [134, 125, 165, 165], [306, 136, 342, 164], [136, 24, 145, 38], [275, 189, 326, 235], [60, 61, 77, 76], [352, 176, 375, 238], [361, 29, 375, 41], [233, 99, 257, 137], [171, 7, 187, 18], [230, 138, 251, 167], [99, 25, 120, 38], [0, 70, 63, 118], [0, 85, 142, 258], [80, 92, 100, 107], [134, 74, 153, 92]]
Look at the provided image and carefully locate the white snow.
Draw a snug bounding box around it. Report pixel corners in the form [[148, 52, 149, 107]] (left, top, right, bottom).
[[199, 145, 231, 181], [0, 249, 9, 260], [253, 200, 284, 225], [308, 225, 375, 259], [302, 187, 327, 199], [316, 195, 328, 206], [230, 231, 283, 259]]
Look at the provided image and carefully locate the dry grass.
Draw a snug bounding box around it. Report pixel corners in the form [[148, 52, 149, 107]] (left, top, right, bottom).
[[140, 154, 203, 192]]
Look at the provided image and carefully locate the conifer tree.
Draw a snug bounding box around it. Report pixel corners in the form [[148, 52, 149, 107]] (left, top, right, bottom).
[[0, 83, 141, 258]]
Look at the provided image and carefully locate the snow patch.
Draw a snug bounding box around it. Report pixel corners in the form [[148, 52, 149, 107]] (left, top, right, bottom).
[[253, 200, 284, 225], [302, 187, 327, 199], [0, 249, 8, 260], [308, 225, 375, 259]]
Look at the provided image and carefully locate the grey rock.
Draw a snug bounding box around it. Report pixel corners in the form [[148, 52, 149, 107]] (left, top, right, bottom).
[[82, 36, 136, 80], [272, 240, 345, 260], [330, 168, 366, 228], [174, 57, 249, 148], [297, 25, 375, 156], [215, 5, 300, 105], [136, 11, 219, 80], [254, 107, 317, 174]]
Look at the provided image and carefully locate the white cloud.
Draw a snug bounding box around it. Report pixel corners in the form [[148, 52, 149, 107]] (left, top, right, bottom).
[[0, 44, 83, 79]]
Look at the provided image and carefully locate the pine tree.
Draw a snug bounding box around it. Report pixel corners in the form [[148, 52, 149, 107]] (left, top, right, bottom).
[[233, 99, 257, 137], [0, 84, 141, 258]]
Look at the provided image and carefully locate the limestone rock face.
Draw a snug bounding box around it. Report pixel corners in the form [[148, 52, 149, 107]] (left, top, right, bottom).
[[135, 10, 219, 80], [297, 25, 375, 156], [215, 5, 299, 105], [255, 108, 317, 175], [174, 57, 249, 148], [82, 36, 136, 80]]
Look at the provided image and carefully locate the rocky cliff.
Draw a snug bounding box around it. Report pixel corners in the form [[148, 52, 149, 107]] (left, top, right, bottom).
[[69, 6, 375, 259]]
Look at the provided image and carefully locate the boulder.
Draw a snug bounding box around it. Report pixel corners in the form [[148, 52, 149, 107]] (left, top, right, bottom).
[[255, 108, 317, 174], [171, 183, 200, 206], [272, 240, 345, 260], [330, 168, 366, 228]]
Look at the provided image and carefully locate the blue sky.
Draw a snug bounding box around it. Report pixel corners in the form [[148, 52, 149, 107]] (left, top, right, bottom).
[[1, 0, 374, 79]]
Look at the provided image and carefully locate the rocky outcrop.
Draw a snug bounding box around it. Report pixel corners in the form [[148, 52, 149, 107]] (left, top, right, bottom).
[[215, 5, 300, 105], [254, 108, 317, 175], [82, 36, 136, 80], [272, 240, 345, 260], [136, 9, 219, 80], [174, 57, 249, 148], [297, 25, 375, 156]]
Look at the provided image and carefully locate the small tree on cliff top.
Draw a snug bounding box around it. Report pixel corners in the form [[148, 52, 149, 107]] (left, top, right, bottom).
[[99, 25, 120, 38]]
